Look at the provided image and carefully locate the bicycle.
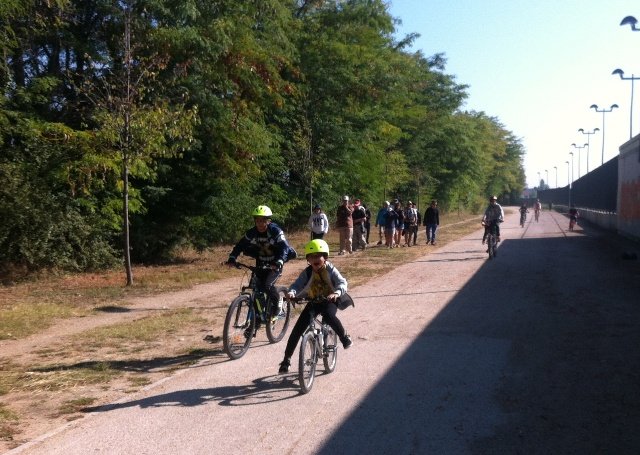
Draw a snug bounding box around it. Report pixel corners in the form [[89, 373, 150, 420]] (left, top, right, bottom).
[[289, 295, 354, 394], [483, 220, 499, 259], [534, 209, 540, 222], [222, 262, 291, 360], [519, 211, 527, 227], [569, 215, 577, 231]]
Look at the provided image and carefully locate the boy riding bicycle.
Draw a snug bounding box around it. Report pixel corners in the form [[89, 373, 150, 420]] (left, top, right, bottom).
[[278, 239, 352, 373], [225, 205, 289, 317]]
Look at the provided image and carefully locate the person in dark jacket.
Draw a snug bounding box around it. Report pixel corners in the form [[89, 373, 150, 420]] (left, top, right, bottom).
[[423, 200, 440, 245], [225, 205, 287, 314]]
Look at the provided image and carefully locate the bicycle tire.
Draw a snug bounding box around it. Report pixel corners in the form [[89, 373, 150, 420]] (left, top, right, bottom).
[[488, 235, 496, 260], [298, 332, 317, 394], [222, 294, 255, 360], [266, 286, 291, 343], [323, 327, 338, 373]]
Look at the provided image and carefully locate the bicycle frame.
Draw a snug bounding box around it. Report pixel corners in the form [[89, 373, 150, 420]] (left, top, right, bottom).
[[290, 297, 338, 394], [222, 262, 290, 360]]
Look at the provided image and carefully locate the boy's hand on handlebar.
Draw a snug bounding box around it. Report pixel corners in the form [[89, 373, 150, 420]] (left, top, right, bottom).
[[224, 258, 236, 268], [327, 292, 339, 303]]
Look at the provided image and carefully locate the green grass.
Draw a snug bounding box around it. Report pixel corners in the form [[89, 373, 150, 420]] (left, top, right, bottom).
[[0, 302, 85, 340], [72, 308, 207, 349]]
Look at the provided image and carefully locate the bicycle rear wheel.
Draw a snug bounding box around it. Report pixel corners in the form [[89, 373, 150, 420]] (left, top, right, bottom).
[[323, 327, 338, 373], [298, 332, 317, 394], [222, 295, 255, 360], [266, 287, 291, 343]]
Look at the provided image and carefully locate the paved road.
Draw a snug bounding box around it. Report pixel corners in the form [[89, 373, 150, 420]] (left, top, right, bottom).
[[10, 209, 640, 454]]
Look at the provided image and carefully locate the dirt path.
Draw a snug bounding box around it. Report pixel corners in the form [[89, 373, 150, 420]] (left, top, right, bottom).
[[4, 210, 640, 454]]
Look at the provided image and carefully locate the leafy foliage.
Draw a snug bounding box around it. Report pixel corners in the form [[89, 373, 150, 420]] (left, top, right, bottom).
[[0, 0, 525, 277]]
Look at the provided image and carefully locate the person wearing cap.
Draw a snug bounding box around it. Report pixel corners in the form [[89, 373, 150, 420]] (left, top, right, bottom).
[[308, 204, 329, 240], [351, 198, 367, 251], [336, 196, 354, 255], [482, 196, 504, 244], [403, 201, 418, 247], [375, 201, 390, 245], [383, 201, 399, 248]]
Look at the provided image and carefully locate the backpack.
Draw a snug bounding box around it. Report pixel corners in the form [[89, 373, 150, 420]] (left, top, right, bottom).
[[284, 243, 298, 262], [271, 223, 297, 262], [303, 265, 354, 310]]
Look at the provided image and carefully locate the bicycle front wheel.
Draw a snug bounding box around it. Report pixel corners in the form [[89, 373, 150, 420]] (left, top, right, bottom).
[[488, 236, 496, 260], [323, 327, 338, 373], [223, 295, 255, 360], [266, 287, 291, 343], [298, 332, 317, 394]]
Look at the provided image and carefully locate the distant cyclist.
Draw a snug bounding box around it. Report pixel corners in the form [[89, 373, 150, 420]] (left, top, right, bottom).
[[519, 203, 529, 227], [534, 199, 542, 222], [568, 206, 579, 230], [482, 196, 504, 244]]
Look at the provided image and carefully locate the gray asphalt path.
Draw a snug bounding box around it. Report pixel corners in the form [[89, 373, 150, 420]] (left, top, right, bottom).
[[10, 209, 640, 454]]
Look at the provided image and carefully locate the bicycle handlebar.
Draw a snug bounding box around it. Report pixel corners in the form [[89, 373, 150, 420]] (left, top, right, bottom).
[[222, 261, 274, 272]]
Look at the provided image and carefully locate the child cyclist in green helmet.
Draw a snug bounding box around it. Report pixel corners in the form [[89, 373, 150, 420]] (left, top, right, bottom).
[[225, 205, 289, 316], [278, 239, 352, 373]]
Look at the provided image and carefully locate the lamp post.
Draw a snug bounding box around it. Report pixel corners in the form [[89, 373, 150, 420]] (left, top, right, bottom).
[[620, 16, 640, 31], [571, 143, 588, 178], [590, 104, 619, 165], [612, 69, 639, 139], [554, 166, 558, 188], [537, 171, 541, 188], [566, 158, 572, 207], [577, 128, 599, 173], [545, 169, 549, 188], [569, 152, 574, 186]]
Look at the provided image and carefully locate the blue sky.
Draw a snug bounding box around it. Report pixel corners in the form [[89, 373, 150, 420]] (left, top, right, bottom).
[[388, 0, 640, 189]]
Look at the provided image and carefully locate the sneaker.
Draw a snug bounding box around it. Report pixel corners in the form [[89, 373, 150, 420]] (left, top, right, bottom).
[[278, 358, 290, 373], [431, 241, 435, 245], [376, 241, 383, 245], [272, 296, 284, 316], [342, 335, 353, 349]]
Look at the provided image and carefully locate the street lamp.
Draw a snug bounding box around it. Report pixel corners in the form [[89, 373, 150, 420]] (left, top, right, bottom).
[[578, 128, 599, 173], [565, 160, 570, 186], [569, 152, 574, 186], [554, 166, 558, 188], [620, 16, 640, 31], [612, 69, 639, 139], [537, 171, 541, 188], [545, 169, 549, 188], [590, 104, 619, 165], [571, 143, 588, 178]]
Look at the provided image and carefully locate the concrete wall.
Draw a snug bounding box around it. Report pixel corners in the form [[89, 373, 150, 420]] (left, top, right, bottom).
[[618, 136, 640, 241]]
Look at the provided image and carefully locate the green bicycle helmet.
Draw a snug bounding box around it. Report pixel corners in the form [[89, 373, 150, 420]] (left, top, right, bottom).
[[251, 205, 273, 217], [304, 239, 330, 257]]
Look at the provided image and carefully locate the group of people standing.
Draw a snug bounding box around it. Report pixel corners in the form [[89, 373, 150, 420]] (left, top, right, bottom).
[[374, 199, 440, 248], [309, 196, 372, 256], [308, 196, 442, 253]]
